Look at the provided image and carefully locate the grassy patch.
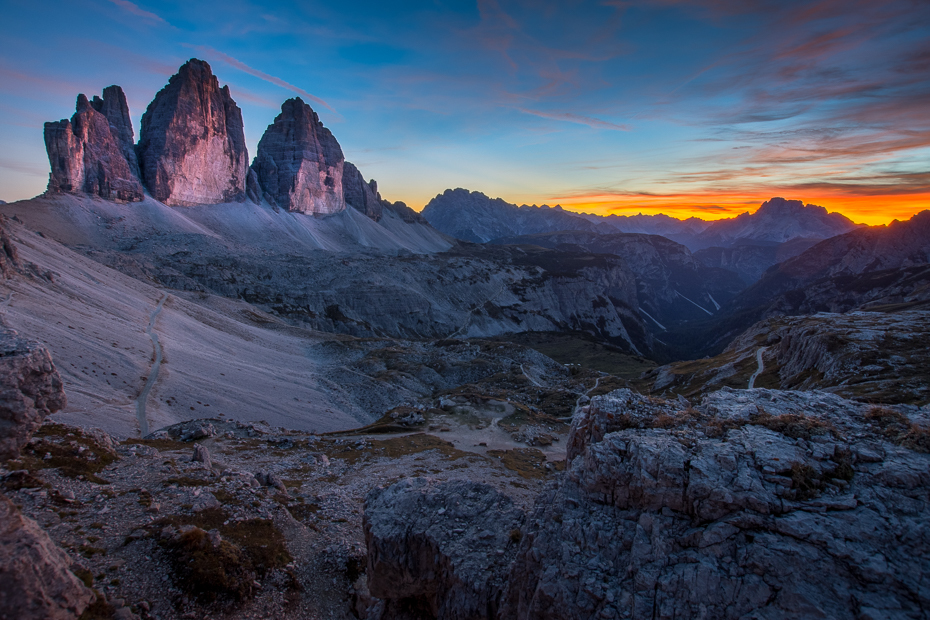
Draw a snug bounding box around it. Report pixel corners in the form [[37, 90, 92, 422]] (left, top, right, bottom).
[[156, 507, 292, 602], [750, 412, 835, 441], [486, 448, 550, 479], [324, 433, 471, 464], [22, 425, 117, 484], [865, 407, 930, 453], [485, 331, 656, 377]]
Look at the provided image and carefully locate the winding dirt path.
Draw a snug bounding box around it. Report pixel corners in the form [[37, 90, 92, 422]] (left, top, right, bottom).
[[748, 346, 768, 389], [135, 293, 168, 437]]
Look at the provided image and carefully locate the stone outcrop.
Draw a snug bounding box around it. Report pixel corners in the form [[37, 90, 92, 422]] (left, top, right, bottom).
[[0, 493, 94, 619], [364, 388, 930, 619], [502, 388, 930, 619], [43, 87, 144, 202], [0, 218, 21, 279], [364, 479, 524, 620], [252, 97, 345, 214], [138, 59, 249, 206], [343, 161, 382, 221], [0, 328, 67, 461]]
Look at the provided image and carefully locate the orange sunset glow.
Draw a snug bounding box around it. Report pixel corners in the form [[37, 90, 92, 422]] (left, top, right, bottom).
[[549, 192, 930, 226]]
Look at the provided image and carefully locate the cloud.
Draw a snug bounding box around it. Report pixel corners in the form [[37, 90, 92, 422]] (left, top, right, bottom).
[[518, 108, 630, 131], [106, 0, 167, 24], [188, 46, 335, 113], [0, 158, 47, 177]]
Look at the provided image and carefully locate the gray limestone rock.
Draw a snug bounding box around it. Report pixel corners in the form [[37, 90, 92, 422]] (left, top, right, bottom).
[[364, 478, 525, 620], [191, 443, 212, 470], [0, 492, 94, 619], [343, 161, 382, 221], [44, 88, 144, 202], [90, 85, 141, 180], [0, 327, 67, 461], [252, 97, 345, 214], [500, 388, 930, 620], [138, 59, 249, 206]]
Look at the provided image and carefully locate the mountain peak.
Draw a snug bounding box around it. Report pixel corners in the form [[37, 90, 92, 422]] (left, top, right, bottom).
[[138, 58, 249, 206]]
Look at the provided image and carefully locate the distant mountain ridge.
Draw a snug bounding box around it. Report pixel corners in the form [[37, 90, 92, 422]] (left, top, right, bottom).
[[421, 191, 861, 251]]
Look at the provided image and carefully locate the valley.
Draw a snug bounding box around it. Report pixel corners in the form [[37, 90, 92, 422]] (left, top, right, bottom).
[[1, 56, 928, 620]]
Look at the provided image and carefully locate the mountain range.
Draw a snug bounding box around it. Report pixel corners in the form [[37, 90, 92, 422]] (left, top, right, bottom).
[[2, 57, 930, 620]]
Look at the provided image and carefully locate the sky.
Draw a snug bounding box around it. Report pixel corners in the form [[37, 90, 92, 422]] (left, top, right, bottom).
[[1, 0, 928, 224]]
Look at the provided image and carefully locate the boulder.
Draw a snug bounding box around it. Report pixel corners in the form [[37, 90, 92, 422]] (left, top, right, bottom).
[[364, 478, 524, 620], [343, 161, 382, 221], [0, 328, 66, 461], [252, 97, 345, 214], [0, 493, 94, 619], [500, 388, 930, 619], [138, 59, 249, 206], [44, 87, 144, 202]]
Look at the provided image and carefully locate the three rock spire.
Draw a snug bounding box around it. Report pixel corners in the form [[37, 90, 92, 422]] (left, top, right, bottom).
[[43, 59, 379, 216]]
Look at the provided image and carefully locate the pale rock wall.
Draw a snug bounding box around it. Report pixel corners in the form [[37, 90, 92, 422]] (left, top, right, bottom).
[[138, 59, 249, 206]]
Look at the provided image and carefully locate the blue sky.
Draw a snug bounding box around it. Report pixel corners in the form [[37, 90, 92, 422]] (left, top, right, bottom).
[[1, 0, 928, 222]]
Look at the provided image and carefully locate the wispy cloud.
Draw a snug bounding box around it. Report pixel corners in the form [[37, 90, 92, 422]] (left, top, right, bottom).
[[106, 0, 167, 25], [518, 108, 630, 131], [0, 158, 47, 177], [187, 45, 335, 113]]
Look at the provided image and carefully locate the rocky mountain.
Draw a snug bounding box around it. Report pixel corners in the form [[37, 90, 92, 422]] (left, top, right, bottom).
[[422, 192, 858, 252], [252, 98, 345, 214], [644, 308, 930, 404], [490, 230, 744, 329], [137, 59, 249, 206], [578, 211, 710, 245], [421, 189, 600, 242], [734, 210, 930, 313], [343, 161, 383, 221], [657, 210, 930, 359], [690, 197, 860, 250], [43, 88, 144, 202]]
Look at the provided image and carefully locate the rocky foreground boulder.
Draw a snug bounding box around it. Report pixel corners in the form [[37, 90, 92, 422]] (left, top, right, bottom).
[[0, 493, 94, 619], [138, 58, 249, 206], [364, 479, 525, 620], [44, 87, 144, 202], [0, 327, 66, 461], [364, 388, 930, 619], [252, 97, 345, 214]]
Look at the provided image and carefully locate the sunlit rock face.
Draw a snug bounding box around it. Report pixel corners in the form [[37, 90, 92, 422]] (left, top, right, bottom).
[[137, 58, 249, 206], [252, 97, 345, 215], [43, 87, 144, 202]]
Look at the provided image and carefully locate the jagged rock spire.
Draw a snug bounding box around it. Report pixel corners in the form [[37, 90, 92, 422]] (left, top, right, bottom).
[[138, 59, 249, 206]]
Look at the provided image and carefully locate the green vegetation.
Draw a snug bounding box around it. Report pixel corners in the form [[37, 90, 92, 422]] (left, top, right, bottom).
[[486, 331, 656, 377], [21, 424, 117, 484]]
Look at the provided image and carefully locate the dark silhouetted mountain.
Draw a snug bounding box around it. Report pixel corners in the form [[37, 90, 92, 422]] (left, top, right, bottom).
[[664, 211, 930, 358], [421, 189, 600, 242], [422, 191, 859, 251], [691, 197, 860, 250], [138, 59, 249, 206], [736, 210, 930, 312]]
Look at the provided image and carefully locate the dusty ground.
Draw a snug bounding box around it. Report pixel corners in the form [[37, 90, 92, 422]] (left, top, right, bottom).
[[3, 406, 573, 620]]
